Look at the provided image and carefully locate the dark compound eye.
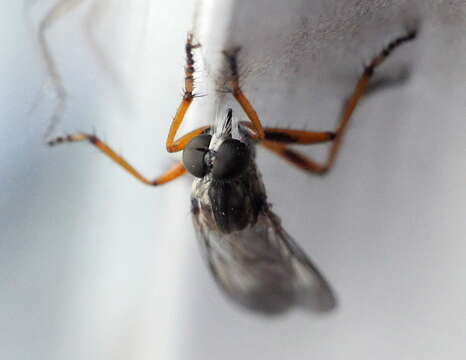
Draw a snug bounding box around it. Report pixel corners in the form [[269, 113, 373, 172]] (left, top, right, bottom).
[[182, 134, 212, 178], [212, 139, 250, 179]]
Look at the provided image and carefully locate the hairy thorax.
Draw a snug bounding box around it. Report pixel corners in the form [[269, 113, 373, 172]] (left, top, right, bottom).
[[191, 162, 267, 234]]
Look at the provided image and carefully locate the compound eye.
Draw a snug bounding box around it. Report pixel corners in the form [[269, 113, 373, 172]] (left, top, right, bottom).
[[212, 139, 250, 179], [182, 134, 212, 178]]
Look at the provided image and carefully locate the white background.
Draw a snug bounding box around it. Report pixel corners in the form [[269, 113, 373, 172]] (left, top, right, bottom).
[[2, 1, 466, 359]]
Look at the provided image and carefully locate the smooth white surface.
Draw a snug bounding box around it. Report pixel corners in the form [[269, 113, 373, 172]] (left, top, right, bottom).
[[2, 2, 196, 360], [2, 1, 466, 360]]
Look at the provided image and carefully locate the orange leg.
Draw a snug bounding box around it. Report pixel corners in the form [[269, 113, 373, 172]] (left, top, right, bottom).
[[223, 48, 265, 139], [168, 125, 210, 150], [48, 133, 187, 186], [166, 33, 201, 153], [323, 29, 417, 173], [242, 123, 335, 144], [261, 141, 327, 174], [47, 34, 207, 186], [261, 30, 417, 174]]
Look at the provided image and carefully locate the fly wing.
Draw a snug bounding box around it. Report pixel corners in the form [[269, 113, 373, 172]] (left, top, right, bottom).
[[266, 210, 338, 313], [193, 208, 337, 314]]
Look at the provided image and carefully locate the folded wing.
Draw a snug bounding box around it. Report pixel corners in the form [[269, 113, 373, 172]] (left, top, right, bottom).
[[194, 209, 337, 314]]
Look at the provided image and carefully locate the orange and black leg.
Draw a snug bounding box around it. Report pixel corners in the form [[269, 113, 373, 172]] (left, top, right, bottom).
[[241, 122, 336, 144], [48, 134, 187, 185], [165, 33, 202, 152], [47, 124, 211, 186], [259, 30, 417, 174], [48, 34, 205, 186], [223, 48, 265, 139]]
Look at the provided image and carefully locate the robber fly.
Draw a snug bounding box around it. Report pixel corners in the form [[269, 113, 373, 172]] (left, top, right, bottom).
[[49, 30, 416, 314]]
